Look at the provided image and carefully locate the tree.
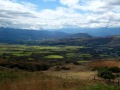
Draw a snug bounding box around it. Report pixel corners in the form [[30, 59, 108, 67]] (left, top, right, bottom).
[[98, 68, 116, 81], [109, 67, 120, 73]]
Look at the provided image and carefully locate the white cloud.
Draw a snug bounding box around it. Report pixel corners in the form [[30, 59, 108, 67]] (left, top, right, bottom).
[[60, 0, 79, 7], [0, 0, 120, 30]]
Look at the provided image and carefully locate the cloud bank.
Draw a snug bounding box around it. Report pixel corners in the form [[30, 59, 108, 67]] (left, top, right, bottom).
[[0, 0, 120, 29]]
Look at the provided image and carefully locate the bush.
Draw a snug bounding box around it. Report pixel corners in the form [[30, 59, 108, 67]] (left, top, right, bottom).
[[73, 62, 81, 65], [109, 67, 120, 73], [25, 63, 50, 71], [61, 67, 70, 70], [116, 73, 120, 78], [98, 68, 116, 81], [55, 66, 70, 71]]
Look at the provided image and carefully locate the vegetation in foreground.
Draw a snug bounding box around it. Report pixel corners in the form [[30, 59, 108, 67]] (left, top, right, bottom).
[[0, 69, 120, 90]]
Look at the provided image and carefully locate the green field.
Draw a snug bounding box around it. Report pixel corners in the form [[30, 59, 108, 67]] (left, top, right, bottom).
[[0, 44, 119, 61], [45, 55, 64, 59], [0, 44, 88, 60]]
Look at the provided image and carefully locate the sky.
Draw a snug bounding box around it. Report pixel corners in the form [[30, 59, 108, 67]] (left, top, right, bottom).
[[0, 0, 120, 30]]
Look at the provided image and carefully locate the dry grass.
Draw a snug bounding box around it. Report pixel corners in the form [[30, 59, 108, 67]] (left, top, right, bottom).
[[0, 71, 97, 90], [1, 60, 119, 90], [0, 79, 93, 90], [44, 71, 96, 80], [45, 63, 96, 80]]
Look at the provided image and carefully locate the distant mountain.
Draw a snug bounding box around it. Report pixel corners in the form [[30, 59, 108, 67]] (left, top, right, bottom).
[[66, 33, 92, 38], [0, 27, 120, 46], [109, 36, 120, 45], [0, 28, 69, 43], [0, 27, 94, 44], [58, 28, 120, 37], [37, 36, 120, 46]]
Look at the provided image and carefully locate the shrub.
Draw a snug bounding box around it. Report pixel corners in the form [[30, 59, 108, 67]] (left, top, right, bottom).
[[61, 67, 70, 70], [55, 66, 70, 71], [109, 67, 120, 73], [116, 73, 120, 78], [98, 68, 116, 81], [73, 61, 81, 65]]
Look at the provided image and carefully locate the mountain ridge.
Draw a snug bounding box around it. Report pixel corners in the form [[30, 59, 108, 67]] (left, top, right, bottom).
[[0, 27, 69, 41], [0, 27, 120, 46]]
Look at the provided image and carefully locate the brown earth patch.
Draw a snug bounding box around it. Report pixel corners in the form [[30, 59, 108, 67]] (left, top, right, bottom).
[[89, 60, 120, 68]]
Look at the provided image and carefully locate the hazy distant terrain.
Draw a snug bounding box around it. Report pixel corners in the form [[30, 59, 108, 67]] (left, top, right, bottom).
[[60, 28, 120, 37], [0, 27, 120, 45], [0, 28, 69, 42]]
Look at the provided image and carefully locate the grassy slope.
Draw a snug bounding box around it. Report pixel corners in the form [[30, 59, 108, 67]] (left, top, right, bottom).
[[0, 69, 119, 90]]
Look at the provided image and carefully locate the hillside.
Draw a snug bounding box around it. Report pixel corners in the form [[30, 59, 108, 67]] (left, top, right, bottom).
[[66, 33, 92, 38], [60, 28, 120, 37], [37, 36, 120, 46], [0, 28, 120, 46], [0, 28, 69, 43], [0, 28, 93, 44]]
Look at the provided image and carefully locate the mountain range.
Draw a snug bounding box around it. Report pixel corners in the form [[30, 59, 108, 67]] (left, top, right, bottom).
[[59, 28, 120, 37], [0, 28, 69, 42], [0, 27, 120, 45]]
